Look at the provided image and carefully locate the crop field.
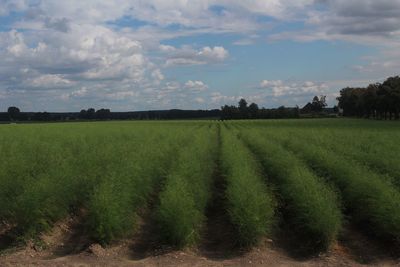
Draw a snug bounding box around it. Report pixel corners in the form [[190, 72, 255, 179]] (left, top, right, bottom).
[[1, 119, 400, 266]]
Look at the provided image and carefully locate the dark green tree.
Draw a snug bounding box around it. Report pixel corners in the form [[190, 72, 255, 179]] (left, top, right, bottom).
[[7, 106, 20, 121], [311, 96, 327, 112], [248, 103, 259, 118], [238, 98, 248, 119]]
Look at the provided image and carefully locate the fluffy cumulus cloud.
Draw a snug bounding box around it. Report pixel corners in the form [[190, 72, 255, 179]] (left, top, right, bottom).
[[268, 0, 400, 76], [160, 45, 229, 67], [0, 0, 399, 111], [217, 79, 333, 108], [0, 1, 242, 110], [259, 80, 328, 97], [311, 0, 400, 38], [269, 0, 400, 43], [0, 25, 158, 106], [184, 80, 208, 92]]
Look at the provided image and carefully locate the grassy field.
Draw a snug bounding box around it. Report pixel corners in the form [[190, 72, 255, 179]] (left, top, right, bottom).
[[0, 119, 400, 257]]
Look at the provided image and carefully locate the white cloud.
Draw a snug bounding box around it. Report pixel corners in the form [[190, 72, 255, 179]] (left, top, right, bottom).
[[161, 45, 229, 67], [233, 38, 255, 46], [260, 80, 284, 88], [210, 92, 239, 105], [30, 74, 73, 88], [259, 79, 328, 97], [184, 80, 208, 91], [195, 97, 205, 104], [198, 46, 228, 61], [0, 0, 28, 16], [1, 0, 400, 111], [267, 0, 400, 51]]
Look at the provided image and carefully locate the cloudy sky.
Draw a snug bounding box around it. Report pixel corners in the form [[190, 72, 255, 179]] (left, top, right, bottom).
[[0, 0, 399, 111]]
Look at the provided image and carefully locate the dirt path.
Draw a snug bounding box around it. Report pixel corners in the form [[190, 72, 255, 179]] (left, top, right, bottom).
[[197, 146, 242, 260]]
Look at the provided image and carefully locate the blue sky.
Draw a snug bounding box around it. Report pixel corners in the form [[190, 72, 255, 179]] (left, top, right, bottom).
[[0, 0, 399, 111]]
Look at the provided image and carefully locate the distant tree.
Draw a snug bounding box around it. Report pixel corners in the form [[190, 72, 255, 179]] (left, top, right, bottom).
[[221, 105, 239, 120], [248, 103, 259, 119], [238, 98, 248, 118], [337, 76, 400, 120], [87, 108, 96, 119], [96, 108, 111, 120], [381, 76, 400, 119], [311, 95, 327, 112], [7, 106, 20, 121], [79, 109, 87, 119]]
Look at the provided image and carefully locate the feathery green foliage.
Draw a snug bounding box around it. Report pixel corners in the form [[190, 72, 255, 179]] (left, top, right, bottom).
[[156, 125, 218, 247], [266, 130, 400, 242], [238, 128, 342, 251], [220, 125, 275, 246]]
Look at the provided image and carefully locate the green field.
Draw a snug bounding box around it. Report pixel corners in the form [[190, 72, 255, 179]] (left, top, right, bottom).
[[1, 119, 400, 254]]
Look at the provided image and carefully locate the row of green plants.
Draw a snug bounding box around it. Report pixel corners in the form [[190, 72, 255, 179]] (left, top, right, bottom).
[[1, 119, 399, 251], [237, 127, 342, 251], [86, 127, 196, 244], [272, 128, 400, 189], [0, 122, 198, 243], [0, 127, 93, 238], [220, 126, 275, 246], [156, 124, 218, 247], [260, 128, 400, 243]]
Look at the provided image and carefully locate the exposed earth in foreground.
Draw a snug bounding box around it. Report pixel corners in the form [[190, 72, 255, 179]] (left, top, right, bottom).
[[1, 215, 399, 267]]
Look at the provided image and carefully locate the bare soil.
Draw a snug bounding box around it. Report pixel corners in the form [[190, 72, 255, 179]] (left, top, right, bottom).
[[1, 229, 399, 266], [1, 189, 400, 266]]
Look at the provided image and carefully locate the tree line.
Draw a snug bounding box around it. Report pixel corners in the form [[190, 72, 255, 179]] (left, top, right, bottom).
[[0, 95, 334, 122], [0, 107, 222, 121], [337, 76, 400, 120], [221, 98, 300, 120]]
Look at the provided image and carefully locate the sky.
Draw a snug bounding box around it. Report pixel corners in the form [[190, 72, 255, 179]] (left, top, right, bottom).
[[0, 0, 399, 112]]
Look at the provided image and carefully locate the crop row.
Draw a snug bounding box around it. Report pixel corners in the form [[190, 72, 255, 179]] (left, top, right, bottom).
[[265, 128, 400, 188], [156, 125, 218, 246], [0, 122, 198, 243], [220, 126, 275, 246], [1, 120, 399, 253], [245, 126, 400, 243], [236, 127, 342, 251]]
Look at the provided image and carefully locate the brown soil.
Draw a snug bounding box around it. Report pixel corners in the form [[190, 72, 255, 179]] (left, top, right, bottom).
[[2, 199, 400, 265], [197, 154, 243, 260], [129, 197, 173, 260], [337, 224, 399, 264], [0, 209, 400, 267], [1, 213, 400, 266], [1, 235, 399, 266]]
